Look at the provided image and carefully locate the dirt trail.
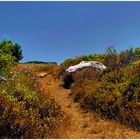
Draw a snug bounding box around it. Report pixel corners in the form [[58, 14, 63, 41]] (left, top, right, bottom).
[[38, 74, 140, 139]]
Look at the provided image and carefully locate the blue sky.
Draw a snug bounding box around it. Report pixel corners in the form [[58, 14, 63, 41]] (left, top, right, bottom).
[[0, 2, 140, 63]]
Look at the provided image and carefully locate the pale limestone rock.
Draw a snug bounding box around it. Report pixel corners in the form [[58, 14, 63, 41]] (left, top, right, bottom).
[[65, 61, 107, 73]]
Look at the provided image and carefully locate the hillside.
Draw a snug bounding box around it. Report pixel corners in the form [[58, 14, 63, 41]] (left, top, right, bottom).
[[0, 44, 140, 138], [11, 63, 140, 138], [37, 64, 140, 138]]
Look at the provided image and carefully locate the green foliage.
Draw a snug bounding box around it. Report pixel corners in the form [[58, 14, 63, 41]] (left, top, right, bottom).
[[0, 54, 16, 70], [25, 61, 57, 64], [0, 40, 23, 63], [12, 43, 23, 62], [134, 47, 140, 59], [0, 39, 23, 70], [105, 45, 118, 55]]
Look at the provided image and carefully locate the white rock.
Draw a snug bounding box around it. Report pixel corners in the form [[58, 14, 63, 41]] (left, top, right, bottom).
[[65, 61, 107, 73]]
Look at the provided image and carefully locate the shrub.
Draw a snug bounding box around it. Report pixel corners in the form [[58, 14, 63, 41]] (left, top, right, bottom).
[[0, 40, 23, 62], [0, 68, 63, 138], [0, 55, 16, 70], [104, 47, 135, 70], [134, 47, 140, 59], [71, 64, 140, 130]]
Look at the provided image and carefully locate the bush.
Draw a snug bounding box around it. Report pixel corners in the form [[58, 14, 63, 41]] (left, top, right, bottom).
[[0, 69, 63, 138], [104, 47, 135, 70], [0, 40, 23, 62], [71, 64, 140, 130], [134, 47, 140, 59], [0, 39, 24, 70], [0, 55, 16, 70]]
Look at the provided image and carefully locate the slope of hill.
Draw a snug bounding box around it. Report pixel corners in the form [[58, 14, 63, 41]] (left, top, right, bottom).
[[0, 46, 140, 138], [37, 67, 140, 138], [60, 47, 140, 133], [12, 63, 140, 138]]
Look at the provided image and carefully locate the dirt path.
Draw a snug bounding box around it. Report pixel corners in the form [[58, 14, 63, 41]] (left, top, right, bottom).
[[38, 74, 140, 139]]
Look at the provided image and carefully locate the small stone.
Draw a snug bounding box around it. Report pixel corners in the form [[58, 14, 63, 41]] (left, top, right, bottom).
[[37, 72, 47, 78]]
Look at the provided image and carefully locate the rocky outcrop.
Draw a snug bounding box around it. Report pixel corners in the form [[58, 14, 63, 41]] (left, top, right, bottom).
[[63, 61, 107, 89], [65, 61, 107, 73]]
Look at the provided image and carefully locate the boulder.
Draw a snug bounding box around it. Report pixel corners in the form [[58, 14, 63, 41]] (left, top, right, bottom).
[[65, 61, 107, 73], [63, 61, 107, 89]]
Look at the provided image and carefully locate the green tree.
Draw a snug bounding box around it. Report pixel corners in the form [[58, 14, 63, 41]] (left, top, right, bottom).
[[104, 46, 118, 69], [0, 40, 23, 62], [119, 48, 135, 67], [11, 43, 23, 62], [105, 45, 118, 55]]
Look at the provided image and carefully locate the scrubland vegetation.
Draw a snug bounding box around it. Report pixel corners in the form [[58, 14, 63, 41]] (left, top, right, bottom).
[[25, 61, 57, 64], [62, 46, 140, 130], [0, 69, 63, 138], [0, 40, 63, 138], [0, 38, 140, 138]]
